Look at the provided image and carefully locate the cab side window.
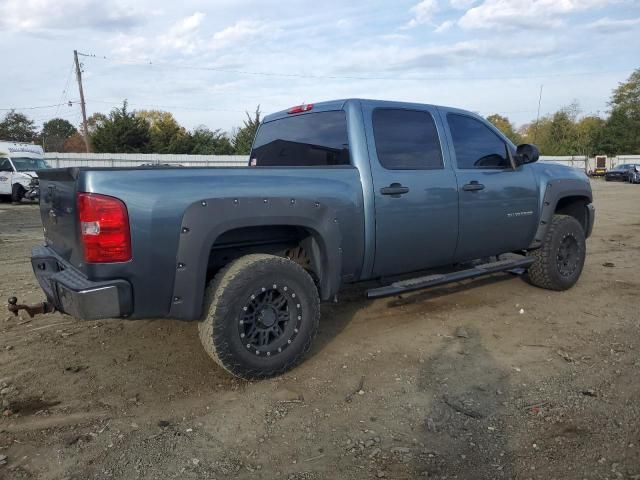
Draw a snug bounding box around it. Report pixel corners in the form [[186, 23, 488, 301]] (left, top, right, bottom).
[[447, 114, 511, 169], [0, 159, 13, 172], [372, 109, 443, 170]]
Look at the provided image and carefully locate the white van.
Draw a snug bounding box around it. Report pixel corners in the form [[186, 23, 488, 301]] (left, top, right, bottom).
[[0, 141, 48, 202]]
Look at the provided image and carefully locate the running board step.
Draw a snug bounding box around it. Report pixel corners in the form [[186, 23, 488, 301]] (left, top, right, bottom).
[[366, 256, 535, 299]]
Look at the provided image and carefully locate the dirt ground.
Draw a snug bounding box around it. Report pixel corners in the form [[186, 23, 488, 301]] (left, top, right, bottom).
[[0, 179, 638, 480]]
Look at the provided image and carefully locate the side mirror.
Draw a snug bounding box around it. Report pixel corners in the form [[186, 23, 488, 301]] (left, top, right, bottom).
[[515, 144, 539, 165]]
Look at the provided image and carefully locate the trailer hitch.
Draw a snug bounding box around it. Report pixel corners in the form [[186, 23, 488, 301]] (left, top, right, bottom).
[[7, 297, 56, 318]]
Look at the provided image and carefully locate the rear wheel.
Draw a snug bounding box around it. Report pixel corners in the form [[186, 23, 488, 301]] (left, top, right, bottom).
[[526, 214, 586, 291], [11, 184, 24, 203], [198, 254, 320, 379]]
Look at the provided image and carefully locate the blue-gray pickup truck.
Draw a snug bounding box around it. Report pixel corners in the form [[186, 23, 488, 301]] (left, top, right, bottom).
[[11, 99, 595, 379]]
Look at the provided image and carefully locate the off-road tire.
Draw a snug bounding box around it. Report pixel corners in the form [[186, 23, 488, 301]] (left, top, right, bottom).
[[11, 184, 24, 203], [526, 214, 586, 291], [198, 254, 320, 379]]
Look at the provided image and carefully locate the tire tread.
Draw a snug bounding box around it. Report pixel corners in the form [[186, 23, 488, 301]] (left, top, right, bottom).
[[527, 214, 585, 291], [198, 254, 320, 379]]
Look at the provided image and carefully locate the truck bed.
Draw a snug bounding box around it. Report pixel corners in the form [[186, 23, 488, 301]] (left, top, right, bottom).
[[37, 166, 365, 319]]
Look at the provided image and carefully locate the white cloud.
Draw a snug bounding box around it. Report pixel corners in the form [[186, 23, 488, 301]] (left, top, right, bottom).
[[450, 0, 478, 10], [159, 12, 205, 53], [406, 0, 439, 28], [108, 13, 206, 60], [459, 0, 615, 30], [0, 0, 142, 32], [108, 15, 275, 62], [336, 38, 557, 72], [586, 16, 640, 32], [210, 20, 271, 50], [434, 20, 454, 33]]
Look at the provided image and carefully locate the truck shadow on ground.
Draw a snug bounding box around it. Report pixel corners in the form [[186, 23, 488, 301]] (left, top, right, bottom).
[[310, 272, 522, 358], [413, 327, 514, 479]]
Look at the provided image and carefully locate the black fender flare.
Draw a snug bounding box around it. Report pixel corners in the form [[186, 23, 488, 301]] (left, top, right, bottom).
[[528, 179, 593, 249], [168, 197, 343, 320]]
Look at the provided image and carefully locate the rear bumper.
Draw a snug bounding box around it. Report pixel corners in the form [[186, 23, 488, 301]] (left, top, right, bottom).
[[31, 245, 132, 320], [586, 203, 595, 238]]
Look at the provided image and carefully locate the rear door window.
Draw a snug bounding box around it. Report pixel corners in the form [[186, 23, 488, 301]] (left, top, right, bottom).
[[372, 109, 443, 170], [447, 114, 511, 169], [250, 111, 349, 166]]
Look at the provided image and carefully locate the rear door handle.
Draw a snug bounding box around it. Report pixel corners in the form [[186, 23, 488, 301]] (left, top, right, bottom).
[[462, 181, 485, 192], [380, 183, 410, 196]]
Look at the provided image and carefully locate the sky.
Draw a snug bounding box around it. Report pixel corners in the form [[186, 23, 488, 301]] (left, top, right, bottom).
[[1, 0, 639, 133]]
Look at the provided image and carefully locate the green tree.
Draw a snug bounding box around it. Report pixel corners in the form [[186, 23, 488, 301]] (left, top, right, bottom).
[[137, 110, 191, 154], [87, 112, 108, 134], [523, 102, 582, 155], [486, 114, 521, 144], [575, 115, 606, 157], [233, 106, 261, 155], [0, 110, 38, 142], [602, 68, 640, 154], [91, 101, 151, 153], [189, 126, 234, 155], [40, 118, 77, 152]]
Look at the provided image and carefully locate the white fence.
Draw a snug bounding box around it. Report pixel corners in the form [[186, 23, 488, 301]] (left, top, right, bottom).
[[44, 152, 640, 171], [539, 155, 588, 170], [44, 153, 249, 168], [526, 155, 640, 172]]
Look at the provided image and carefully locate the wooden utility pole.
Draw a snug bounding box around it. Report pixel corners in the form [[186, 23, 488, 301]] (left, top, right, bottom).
[[73, 50, 91, 153]]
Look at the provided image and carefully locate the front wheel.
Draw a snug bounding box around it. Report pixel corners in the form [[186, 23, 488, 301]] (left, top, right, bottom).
[[198, 254, 320, 379], [11, 184, 24, 203], [526, 214, 586, 291]]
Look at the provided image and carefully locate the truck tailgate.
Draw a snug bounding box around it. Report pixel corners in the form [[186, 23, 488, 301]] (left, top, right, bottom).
[[38, 168, 82, 265]]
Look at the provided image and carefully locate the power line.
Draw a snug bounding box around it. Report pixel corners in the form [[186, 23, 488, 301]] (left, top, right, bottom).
[[54, 61, 76, 117], [86, 98, 247, 113], [81, 54, 635, 82], [0, 101, 80, 111]]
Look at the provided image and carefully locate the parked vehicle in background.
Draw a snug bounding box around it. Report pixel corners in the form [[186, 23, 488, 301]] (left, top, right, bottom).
[[13, 99, 595, 379], [604, 163, 640, 182], [590, 155, 608, 177], [0, 141, 48, 202]]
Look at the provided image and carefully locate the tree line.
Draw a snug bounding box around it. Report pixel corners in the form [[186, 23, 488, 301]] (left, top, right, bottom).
[[1, 68, 638, 156], [0, 101, 261, 155], [488, 68, 639, 156]]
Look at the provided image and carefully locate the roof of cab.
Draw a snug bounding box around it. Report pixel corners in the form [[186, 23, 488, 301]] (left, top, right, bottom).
[[262, 98, 474, 123]]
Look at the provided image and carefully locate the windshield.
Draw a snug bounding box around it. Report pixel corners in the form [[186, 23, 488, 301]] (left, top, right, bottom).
[[11, 158, 49, 172]]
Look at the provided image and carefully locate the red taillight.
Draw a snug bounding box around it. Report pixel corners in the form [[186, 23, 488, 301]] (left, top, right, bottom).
[[77, 193, 131, 263], [287, 103, 313, 114]]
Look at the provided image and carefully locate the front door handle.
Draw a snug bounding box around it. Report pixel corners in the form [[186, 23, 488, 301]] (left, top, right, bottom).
[[462, 181, 485, 192], [380, 183, 410, 196]]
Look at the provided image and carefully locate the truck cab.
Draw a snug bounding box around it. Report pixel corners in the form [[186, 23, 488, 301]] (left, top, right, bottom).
[[0, 141, 48, 202]]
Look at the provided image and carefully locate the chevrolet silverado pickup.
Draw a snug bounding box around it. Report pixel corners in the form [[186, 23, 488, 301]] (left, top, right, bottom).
[[13, 99, 595, 379]]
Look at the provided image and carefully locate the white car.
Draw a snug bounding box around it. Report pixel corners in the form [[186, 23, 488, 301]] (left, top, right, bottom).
[[0, 141, 49, 202]]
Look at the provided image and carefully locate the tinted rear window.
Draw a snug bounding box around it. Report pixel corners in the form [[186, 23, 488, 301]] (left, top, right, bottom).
[[372, 109, 443, 170], [250, 111, 349, 166]]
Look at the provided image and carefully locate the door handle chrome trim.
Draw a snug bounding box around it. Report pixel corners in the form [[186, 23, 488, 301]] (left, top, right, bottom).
[[462, 182, 485, 192]]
